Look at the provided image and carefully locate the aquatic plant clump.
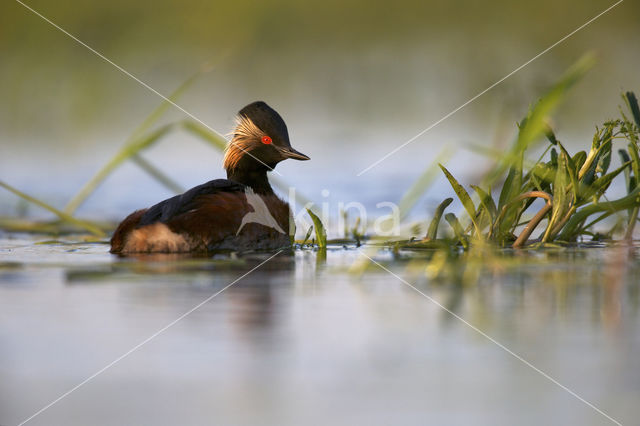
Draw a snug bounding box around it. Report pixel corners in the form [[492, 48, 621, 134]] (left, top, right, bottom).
[[431, 91, 640, 248]]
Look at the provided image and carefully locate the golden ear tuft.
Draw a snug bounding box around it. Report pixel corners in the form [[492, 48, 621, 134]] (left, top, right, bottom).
[[223, 116, 265, 170]]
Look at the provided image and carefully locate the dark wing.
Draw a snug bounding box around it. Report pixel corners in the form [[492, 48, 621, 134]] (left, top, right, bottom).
[[137, 179, 245, 227]]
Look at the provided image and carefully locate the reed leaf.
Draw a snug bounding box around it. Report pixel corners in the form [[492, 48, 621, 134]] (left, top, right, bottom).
[[64, 123, 176, 215], [0, 180, 105, 237], [181, 120, 228, 151], [130, 154, 185, 194], [129, 70, 202, 142]]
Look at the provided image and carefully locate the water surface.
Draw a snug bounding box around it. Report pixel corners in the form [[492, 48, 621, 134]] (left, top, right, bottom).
[[1, 236, 639, 425]]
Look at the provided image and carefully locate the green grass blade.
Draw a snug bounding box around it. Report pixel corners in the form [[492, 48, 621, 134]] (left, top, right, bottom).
[[129, 70, 202, 143], [484, 54, 594, 188], [572, 151, 587, 173], [302, 225, 314, 245], [516, 54, 595, 152], [64, 123, 176, 215], [0, 180, 105, 237], [498, 166, 517, 210], [557, 143, 579, 204], [596, 126, 613, 175], [624, 91, 640, 128], [64, 70, 204, 215], [619, 149, 633, 192], [471, 185, 497, 220], [426, 198, 453, 240], [579, 211, 617, 236], [529, 163, 555, 189], [559, 186, 640, 240], [439, 164, 481, 236], [444, 213, 468, 249], [471, 184, 497, 231], [398, 147, 453, 220], [543, 153, 569, 241], [496, 165, 524, 240], [544, 122, 558, 145], [306, 208, 327, 249], [181, 120, 228, 151], [130, 154, 185, 194], [581, 161, 631, 202], [627, 141, 640, 194]]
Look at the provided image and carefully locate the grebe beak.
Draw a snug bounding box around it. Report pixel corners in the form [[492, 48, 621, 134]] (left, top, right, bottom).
[[278, 147, 310, 161]]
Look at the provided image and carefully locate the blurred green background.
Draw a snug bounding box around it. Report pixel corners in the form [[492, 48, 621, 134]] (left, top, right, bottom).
[[1, 0, 639, 219]]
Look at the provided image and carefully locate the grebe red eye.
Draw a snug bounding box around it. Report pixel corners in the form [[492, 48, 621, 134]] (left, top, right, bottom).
[[261, 136, 272, 144]]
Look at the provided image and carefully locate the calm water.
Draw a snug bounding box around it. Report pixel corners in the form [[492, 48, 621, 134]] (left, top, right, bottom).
[[3, 1, 640, 424], [1, 236, 639, 426]]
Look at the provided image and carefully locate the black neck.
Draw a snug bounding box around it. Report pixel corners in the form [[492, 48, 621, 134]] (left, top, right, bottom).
[[226, 162, 274, 194]]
